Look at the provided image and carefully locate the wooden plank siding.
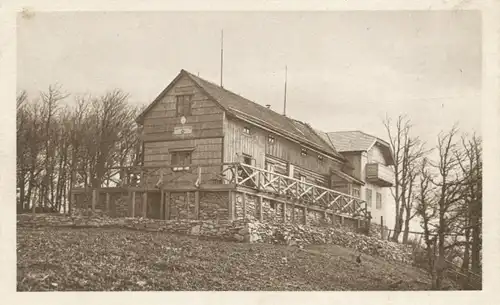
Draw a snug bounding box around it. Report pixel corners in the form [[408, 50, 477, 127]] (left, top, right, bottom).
[[223, 117, 267, 168], [223, 117, 344, 189], [141, 75, 224, 143], [141, 75, 225, 188], [367, 144, 387, 165]]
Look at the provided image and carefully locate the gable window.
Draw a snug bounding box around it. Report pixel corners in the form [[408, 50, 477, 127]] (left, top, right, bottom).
[[376, 192, 382, 209], [171, 150, 192, 171], [366, 189, 373, 208], [268, 135, 276, 144], [301, 148, 307, 156], [243, 127, 251, 135], [176, 95, 192, 117]]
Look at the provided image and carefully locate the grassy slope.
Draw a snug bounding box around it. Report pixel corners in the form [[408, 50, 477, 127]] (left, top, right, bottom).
[[17, 226, 437, 291]]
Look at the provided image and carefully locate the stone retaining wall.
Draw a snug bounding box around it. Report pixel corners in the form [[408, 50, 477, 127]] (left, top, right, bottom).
[[17, 214, 414, 264], [73, 189, 369, 240]]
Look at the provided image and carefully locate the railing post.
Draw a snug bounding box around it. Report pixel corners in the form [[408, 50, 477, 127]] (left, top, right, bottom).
[[303, 206, 308, 225], [131, 191, 136, 218], [381, 216, 384, 239], [228, 190, 235, 221], [165, 191, 170, 220], [234, 164, 239, 185], [105, 192, 110, 215], [195, 190, 200, 220], [160, 189, 164, 220], [242, 192, 247, 220], [283, 202, 287, 223], [142, 191, 148, 218], [258, 195, 263, 222], [92, 189, 97, 214]]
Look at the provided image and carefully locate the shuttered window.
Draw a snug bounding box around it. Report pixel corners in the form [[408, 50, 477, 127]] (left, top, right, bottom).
[[376, 192, 382, 209], [366, 189, 372, 207], [176, 95, 192, 117]]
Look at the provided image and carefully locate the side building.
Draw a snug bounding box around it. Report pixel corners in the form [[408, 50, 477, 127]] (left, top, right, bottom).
[[322, 131, 395, 226]]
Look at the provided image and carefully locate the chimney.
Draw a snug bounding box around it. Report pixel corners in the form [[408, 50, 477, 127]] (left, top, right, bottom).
[[266, 104, 271, 109]]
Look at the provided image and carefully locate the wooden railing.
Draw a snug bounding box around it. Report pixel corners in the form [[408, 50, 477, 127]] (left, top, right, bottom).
[[81, 162, 368, 219], [220, 163, 368, 219]]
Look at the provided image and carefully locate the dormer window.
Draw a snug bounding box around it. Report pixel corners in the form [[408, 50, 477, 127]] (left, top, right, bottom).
[[268, 135, 275, 144], [243, 127, 251, 135], [301, 148, 307, 156]]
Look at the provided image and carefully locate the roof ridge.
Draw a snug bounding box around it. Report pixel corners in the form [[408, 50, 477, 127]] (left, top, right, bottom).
[[185, 70, 292, 116], [181, 69, 344, 160], [185, 70, 328, 139]]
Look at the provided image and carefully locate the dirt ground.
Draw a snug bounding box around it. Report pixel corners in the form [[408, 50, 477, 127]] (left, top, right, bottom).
[[17, 226, 450, 291]]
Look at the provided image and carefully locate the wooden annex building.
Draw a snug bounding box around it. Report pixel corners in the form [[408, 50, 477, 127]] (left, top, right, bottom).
[[71, 69, 395, 230]]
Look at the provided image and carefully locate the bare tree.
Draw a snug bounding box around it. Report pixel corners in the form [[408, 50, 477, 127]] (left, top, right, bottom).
[[383, 114, 428, 243], [455, 133, 482, 286], [16, 85, 141, 215], [415, 157, 438, 289], [430, 125, 466, 288]]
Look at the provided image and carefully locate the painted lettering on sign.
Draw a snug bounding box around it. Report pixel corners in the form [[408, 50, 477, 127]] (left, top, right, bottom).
[[173, 126, 193, 135]]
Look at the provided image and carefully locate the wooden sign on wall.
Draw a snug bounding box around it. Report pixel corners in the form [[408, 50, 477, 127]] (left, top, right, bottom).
[[173, 126, 193, 135]]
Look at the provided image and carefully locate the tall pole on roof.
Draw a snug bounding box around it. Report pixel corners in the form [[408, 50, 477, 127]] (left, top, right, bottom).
[[220, 30, 224, 88], [283, 65, 288, 116]]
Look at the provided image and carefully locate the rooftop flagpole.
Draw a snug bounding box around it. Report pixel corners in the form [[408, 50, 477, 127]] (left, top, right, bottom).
[[283, 65, 288, 116], [220, 30, 224, 88]]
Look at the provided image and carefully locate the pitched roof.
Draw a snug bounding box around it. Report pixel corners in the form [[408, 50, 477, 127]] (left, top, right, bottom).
[[185, 71, 340, 155], [137, 69, 344, 160], [326, 131, 378, 152], [325, 130, 394, 165]]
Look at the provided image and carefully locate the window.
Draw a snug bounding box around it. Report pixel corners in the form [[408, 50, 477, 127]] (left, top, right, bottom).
[[376, 192, 382, 209], [243, 154, 252, 165], [243, 127, 251, 135], [352, 188, 360, 198], [176, 95, 192, 117], [171, 150, 192, 171], [299, 175, 306, 183], [301, 148, 307, 156], [268, 135, 275, 144], [366, 189, 372, 207]]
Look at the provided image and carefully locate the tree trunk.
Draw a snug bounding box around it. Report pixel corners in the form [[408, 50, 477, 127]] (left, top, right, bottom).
[[470, 213, 481, 274], [402, 217, 411, 244], [391, 203, 405, 242]]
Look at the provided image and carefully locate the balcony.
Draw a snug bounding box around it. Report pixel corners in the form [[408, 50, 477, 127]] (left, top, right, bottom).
[[365, 163, 394, 187], [77, 162, 368, 220]]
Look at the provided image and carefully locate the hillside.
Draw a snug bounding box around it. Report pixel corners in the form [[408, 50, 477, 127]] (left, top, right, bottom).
[[17, 225, 457, 291]]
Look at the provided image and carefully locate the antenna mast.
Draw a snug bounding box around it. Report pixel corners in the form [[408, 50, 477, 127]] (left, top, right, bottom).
[[283, 65, 288, 116], [220, 30, 224, 88]]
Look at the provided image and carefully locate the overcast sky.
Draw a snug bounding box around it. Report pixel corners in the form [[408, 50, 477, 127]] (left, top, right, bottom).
[[17, 11, 481, 146]]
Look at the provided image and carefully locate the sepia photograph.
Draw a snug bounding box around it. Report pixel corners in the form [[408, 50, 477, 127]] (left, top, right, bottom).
[[14, 9, 484, 292]]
